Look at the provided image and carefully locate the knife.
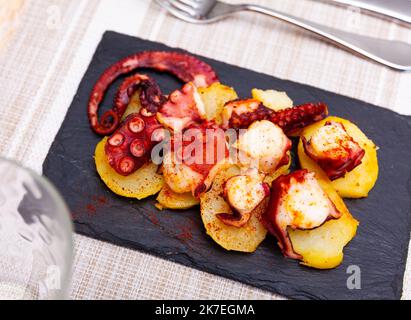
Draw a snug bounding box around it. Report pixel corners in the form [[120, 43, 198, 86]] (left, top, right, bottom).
[[326, 0, 411, 24]]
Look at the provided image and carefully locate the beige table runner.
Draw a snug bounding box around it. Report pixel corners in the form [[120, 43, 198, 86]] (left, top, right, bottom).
[[0, 0, 410, 299]]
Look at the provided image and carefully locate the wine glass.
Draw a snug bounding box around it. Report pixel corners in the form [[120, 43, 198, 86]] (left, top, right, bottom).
[[0, 157, 73, 299]]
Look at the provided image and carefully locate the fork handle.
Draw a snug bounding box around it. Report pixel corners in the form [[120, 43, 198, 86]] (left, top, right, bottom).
[[239, 3, 411, 70]]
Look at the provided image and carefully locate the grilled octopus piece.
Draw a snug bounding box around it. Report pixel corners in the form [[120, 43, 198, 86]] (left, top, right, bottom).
[[221, 99, 328, 134], [263, 170, 342, 259], [105, 113, 165, 176], [302, 121, 365, 180], [104, 80, 212, 176], [157, 82, 206, 132], [88, 51, 219, 135], [233, 120, 292, 174], [217, 169, 270, 228], [162, 121, 229, 198]]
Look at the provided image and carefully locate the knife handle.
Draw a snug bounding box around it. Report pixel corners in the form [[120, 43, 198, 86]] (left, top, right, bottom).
[[327, 0, 411, 24], [243, 3, 411, 70]]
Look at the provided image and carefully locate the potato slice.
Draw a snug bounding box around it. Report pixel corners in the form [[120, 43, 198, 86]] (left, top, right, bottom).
[[288, 168, 359, 269], [298, 116, 378, 198], [156, 184, 199, 210], [121, 90, 142, 121], [252, 88, 293, 111], [200, 166, 267, 252], [95, 137, 164, 199], [198, 82, 238, 123]]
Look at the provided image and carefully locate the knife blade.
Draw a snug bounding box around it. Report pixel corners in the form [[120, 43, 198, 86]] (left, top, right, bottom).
[[327, 0, 411, 24]]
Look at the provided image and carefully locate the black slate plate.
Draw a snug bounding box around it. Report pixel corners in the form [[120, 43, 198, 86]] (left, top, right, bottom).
[[43, 31, 411, 300]]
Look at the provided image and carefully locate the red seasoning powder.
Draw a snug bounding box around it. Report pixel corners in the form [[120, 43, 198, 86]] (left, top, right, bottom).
[[86, 204, 97, 215], [176, 225, 193, 241]]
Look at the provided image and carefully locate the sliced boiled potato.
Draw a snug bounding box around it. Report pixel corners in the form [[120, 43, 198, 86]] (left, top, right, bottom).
[[95, 137, 164, 199], [156, 184, 199, 210], [298, 116, 378, 198], [200, 165, 267, 252], [121, 90, 142, 121], [198, 82, 238, 123], [288, 167, 359, 269], [252, 88, 293, 111]]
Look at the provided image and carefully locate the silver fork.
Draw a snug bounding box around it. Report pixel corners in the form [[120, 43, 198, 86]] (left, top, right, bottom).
[[155, 0, 411, 71]]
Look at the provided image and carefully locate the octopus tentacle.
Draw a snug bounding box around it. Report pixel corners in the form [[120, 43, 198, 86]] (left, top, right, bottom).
[[105, 114, 164, 175], [88, 51, 219, 135], [89, 74, 163, 135], [270, 103, 328, 134], [222, 99, 328, 134], [114, 74, 166, 119]]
